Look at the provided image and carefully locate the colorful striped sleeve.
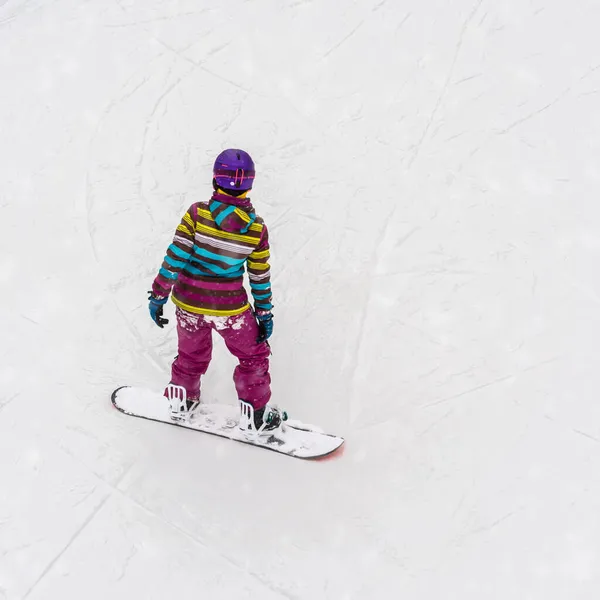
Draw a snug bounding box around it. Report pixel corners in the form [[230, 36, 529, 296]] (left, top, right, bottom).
[[151, 205, 196, 297], [247, 224, 273, 311]]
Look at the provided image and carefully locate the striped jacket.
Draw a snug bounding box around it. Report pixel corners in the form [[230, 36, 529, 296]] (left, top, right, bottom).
[[151, 192, 273, 317]]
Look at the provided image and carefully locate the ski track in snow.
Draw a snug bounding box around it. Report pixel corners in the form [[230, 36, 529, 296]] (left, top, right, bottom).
[[1, 0, 600, 598]]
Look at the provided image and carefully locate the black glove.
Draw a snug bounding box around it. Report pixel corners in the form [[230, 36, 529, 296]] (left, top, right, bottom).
[[256, 311, 273, 344], [148, 292, 169, 328]]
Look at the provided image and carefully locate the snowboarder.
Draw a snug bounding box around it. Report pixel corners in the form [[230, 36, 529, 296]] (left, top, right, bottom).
[[148, 149, 284, 433]]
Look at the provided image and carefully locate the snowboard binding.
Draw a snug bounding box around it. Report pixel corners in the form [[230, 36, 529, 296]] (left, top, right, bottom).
[[239, 400, 287, 436], [166, 384, 200, 423]]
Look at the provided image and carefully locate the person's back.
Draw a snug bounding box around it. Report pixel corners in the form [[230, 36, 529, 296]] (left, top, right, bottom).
[[152, 191, 272, 317], [148, 149, 281, 434]]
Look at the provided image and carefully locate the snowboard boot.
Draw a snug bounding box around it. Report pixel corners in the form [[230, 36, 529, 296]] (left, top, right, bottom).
[[239, 400, 287, 435], [166, 384, 200, 423]]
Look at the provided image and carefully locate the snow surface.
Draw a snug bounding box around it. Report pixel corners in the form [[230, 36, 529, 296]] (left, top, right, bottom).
[[1, 0, 600, 598]]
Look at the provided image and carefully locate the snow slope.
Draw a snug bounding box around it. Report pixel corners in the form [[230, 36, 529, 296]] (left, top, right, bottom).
[[1, 0, 600, 598]]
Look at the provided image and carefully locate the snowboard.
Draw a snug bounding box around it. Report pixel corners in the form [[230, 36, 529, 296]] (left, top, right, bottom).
[[111, 386, 345, 460]]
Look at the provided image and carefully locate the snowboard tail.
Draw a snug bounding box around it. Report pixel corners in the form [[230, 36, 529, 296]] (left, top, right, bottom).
[[111, 386, 344, 460]]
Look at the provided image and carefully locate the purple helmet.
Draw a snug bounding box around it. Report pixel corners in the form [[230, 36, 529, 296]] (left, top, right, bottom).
[[213, 149, 255, 192]]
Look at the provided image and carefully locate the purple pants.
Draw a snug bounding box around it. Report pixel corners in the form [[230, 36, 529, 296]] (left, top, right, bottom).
[[167, 307, 271, 409]]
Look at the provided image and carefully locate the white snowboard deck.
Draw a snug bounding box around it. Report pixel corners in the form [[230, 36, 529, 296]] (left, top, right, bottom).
[[112, 386, 344, 460]]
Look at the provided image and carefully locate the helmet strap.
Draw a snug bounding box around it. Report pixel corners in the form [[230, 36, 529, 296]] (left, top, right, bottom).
[[212, 179, 249, 198]]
